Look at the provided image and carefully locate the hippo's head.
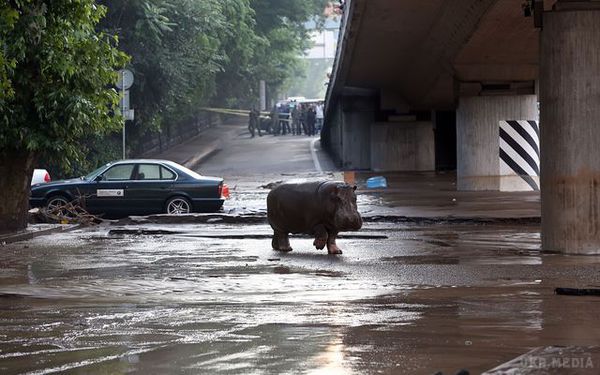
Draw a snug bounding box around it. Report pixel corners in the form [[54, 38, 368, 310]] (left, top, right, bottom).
[[327, 183, 363, 231]]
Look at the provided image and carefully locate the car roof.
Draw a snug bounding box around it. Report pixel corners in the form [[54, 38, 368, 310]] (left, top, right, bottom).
[[110, 159, 175, 164]]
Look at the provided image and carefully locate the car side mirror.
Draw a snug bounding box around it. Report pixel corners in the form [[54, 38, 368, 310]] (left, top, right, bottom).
[[94, 175, 103, 182]]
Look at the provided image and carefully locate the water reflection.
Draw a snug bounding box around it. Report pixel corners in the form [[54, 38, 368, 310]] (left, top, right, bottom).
[[309, 332, 347, 375]]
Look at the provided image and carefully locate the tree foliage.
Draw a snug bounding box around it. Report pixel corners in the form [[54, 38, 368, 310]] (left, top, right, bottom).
[[215, 0, 329, 107], [0, 0, 329, 231], [98, 0, 329, 154], [0, 0, 128, 168], [0, 0, 128, 231], [2, 0, 329, 164]]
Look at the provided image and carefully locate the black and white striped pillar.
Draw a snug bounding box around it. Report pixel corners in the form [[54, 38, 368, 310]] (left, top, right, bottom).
[[457, 95, 538, 191], [499, 120, 540, 191]]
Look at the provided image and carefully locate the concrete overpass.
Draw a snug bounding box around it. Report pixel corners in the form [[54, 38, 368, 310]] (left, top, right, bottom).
[[322, 0, 600, 254]]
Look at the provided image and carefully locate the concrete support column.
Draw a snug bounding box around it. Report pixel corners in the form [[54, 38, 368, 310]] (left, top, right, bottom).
[[340, 96, 374, 170], [540, 7, 600, 254], [456, 95, 538, 190]]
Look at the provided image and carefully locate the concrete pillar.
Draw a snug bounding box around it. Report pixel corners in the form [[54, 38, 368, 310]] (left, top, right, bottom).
[[540, 7, 600, 254], [340, 96, 374, 170], [456, 95, 538, 190]]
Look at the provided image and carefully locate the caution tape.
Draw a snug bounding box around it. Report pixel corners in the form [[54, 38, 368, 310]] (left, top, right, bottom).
[[200, 107, 272, 117], [200, 107, 291, 121]]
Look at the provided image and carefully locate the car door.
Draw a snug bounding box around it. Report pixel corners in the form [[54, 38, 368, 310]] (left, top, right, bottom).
[[86, 163, 136, 216], [125, 163, 176, 214]]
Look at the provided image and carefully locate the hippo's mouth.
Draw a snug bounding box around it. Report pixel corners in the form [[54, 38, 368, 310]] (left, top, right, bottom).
[[337, 217, 363, 232]]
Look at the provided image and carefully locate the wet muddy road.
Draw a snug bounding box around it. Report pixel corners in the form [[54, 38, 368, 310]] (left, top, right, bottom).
[[3, 132, 600, 374], [1, 222, 600, 374]]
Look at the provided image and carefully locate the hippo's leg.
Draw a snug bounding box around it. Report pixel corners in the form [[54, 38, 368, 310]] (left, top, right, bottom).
[[326, 231, 343, 254], [312, 224, 328, 250], [272, 230, 293, 252]]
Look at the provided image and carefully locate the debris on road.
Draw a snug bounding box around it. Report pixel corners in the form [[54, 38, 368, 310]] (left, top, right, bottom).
[[260, 180, 283, 189], [29, 200, 103, 226], [555, 288, 600, 296], [366, 176, 388, 189]]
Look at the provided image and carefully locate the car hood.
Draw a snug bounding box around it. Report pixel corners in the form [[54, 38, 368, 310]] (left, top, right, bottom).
[[31, 178, 84, 189]]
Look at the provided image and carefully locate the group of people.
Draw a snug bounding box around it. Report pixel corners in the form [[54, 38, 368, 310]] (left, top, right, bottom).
[[248, 101, 324, 138]]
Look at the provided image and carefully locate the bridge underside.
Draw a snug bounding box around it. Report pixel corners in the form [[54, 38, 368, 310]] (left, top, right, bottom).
[[331, 0, 550, 111], [323, 0, 600, 254]]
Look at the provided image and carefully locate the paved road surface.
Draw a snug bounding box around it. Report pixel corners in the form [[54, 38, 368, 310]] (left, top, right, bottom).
[[198, 128, 335, 177]]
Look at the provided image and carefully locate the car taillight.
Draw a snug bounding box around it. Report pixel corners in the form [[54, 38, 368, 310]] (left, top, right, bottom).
[[44, 172, 51, 183], [220, 183, 230, 199]]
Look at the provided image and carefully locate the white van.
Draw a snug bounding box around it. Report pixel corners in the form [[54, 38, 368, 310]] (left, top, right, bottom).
[[31, 169, 51, 185]]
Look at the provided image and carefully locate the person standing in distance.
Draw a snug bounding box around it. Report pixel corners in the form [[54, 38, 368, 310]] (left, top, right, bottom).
[[316, 101, 324, 134]]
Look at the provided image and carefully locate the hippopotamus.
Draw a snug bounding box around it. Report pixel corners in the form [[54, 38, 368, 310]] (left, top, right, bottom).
[[267, 181, 363, 254]]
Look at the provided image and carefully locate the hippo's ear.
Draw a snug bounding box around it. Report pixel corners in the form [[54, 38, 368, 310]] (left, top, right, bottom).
[[353, 185, 357, 191]]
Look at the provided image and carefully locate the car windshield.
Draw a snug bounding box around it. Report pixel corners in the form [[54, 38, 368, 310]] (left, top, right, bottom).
[[83, 164, 110, 180]]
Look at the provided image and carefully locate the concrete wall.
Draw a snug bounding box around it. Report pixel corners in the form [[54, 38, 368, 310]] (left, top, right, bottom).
[[456, 95, 538, 190], [322, 95, 374, 170], [336, 95, 375, 170], [326, 103, 344, 167], [341, 111, 371, 170], [371, 121, 435, 171]]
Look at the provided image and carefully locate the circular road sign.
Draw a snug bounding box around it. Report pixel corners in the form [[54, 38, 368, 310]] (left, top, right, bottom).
[[117, 69, 134, 90]]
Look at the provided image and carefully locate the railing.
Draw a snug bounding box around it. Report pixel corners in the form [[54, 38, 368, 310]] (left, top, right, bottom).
[[135, 110, 224, 157]]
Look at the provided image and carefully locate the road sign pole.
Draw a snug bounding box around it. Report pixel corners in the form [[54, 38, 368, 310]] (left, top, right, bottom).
[[121, 70, 126, 159], [122, 116, 126, 159], [117, 69, 134, 160]]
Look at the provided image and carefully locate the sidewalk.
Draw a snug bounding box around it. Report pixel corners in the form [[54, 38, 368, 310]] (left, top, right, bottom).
[[148, 122, 244, 169], [352, 171, 541, 220]]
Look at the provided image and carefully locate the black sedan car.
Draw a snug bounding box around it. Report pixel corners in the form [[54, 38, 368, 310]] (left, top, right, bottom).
[[30, 159, 227, 217]]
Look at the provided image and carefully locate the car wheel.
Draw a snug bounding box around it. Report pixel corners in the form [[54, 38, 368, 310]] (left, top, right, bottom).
[[46, 195, 72, 218], [165, 196, 192, 215]]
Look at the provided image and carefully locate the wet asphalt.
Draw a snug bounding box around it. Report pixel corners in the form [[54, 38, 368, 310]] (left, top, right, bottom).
[[1, 129, 599, 374]]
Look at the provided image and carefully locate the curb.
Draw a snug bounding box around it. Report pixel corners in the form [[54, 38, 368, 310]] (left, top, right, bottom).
[[0, 224, 80, 245], [183, 144, 221, 169], [182, 125, 246, 169], [111, 213, 541, 226]]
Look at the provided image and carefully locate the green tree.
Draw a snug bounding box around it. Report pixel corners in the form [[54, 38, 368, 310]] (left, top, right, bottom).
[[98, 0, 328, 156], [99, 0, 235, 154], [0, 1, 128, 232], [211, 0, 262, 108], [214, 0, 329, 107]]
